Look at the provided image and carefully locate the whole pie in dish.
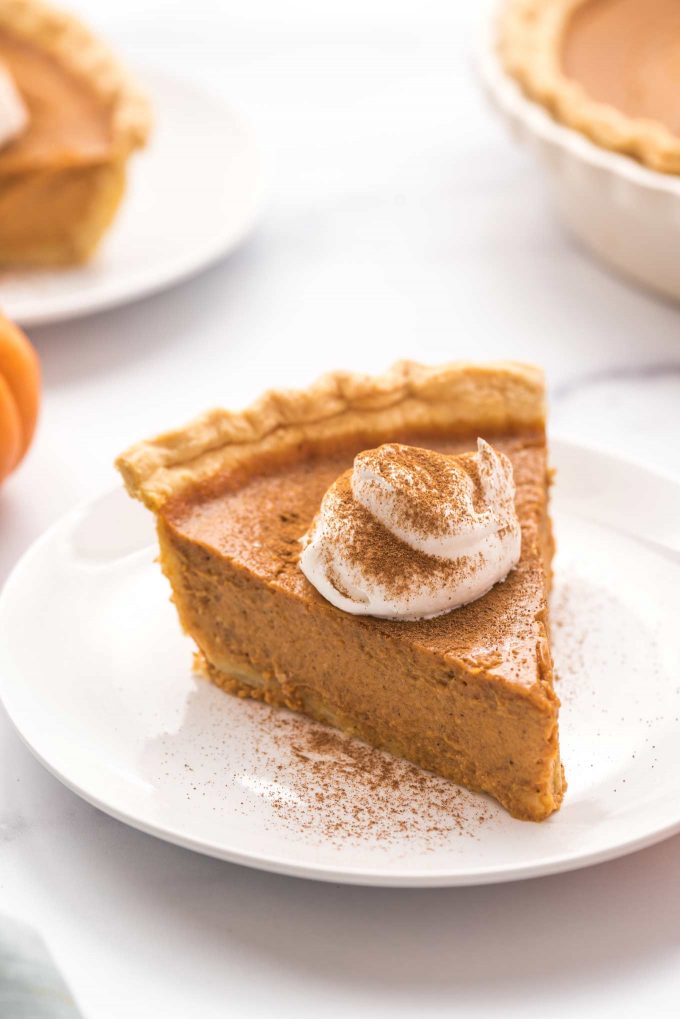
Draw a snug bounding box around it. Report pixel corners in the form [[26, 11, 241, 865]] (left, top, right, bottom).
[[0, 0, 150, 266], [498, 0, 680, 174], [116, 362, 565, 822]]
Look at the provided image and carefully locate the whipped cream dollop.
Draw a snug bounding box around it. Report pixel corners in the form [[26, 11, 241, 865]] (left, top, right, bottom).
[[299, 439, 521, 621], [0, 63, 28, 151]]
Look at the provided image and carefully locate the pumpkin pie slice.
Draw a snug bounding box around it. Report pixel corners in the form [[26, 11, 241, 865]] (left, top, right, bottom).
[[0, 0, 150, 266], [116, 362, 565, 821]]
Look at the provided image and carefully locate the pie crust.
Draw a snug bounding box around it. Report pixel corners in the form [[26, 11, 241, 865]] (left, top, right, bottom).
[[498, 0, 680, 174], [117, 360, 546, 509]]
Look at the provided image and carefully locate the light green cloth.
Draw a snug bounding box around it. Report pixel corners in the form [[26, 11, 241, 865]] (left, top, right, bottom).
[[0, 916, 82, 1018]]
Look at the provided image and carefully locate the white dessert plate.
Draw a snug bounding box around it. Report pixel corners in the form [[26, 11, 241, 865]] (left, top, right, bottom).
[[1, 441, 679, 887], [0, 68, 263, 327]]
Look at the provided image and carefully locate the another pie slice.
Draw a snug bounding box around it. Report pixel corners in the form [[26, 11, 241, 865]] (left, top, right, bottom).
[[0, 0, 150, 266], [116, 361, 565, 821]]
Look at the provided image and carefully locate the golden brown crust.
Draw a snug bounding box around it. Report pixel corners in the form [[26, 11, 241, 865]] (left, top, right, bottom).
[[0, 0, 150, 158], [115, 361, 546, 511], [498, 0, 680, 174]]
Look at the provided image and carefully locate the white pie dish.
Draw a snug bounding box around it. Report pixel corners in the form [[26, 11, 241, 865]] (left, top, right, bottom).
[[478, 2, 680, 302]]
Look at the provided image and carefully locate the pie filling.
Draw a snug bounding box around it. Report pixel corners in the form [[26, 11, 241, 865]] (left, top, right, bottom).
[[159, 429, 563, 822], [0, 28, 112, 173], [165, 433, 547, 680], [562, 0, 680, 136]]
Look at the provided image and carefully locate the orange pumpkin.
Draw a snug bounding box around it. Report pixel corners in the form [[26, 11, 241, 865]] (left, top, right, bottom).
[[0, 313, 40, 483]]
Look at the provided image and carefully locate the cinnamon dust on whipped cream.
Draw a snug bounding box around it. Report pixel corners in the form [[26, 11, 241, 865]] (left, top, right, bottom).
[[299, 439, 521, 620]]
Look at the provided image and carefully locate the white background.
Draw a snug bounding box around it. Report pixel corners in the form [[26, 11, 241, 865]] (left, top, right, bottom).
[[1, 1, 680, 1015]]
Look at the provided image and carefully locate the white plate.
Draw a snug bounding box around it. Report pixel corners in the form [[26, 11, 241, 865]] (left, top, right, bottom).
[[1, 441, 679, 887], [0, 68, 263, 327]]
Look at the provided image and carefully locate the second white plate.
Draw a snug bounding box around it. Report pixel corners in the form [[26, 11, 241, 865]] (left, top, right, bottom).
[[1, 441, 679, 886], [0, 68, 263, 327]]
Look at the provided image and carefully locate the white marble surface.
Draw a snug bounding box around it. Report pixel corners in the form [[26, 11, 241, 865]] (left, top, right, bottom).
[[1, 1, 680, 1016]]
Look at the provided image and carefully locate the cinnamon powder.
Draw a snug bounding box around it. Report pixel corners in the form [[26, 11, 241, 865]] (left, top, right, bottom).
[[319, 471, 481, 602], [244, 708, 498, 847]]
